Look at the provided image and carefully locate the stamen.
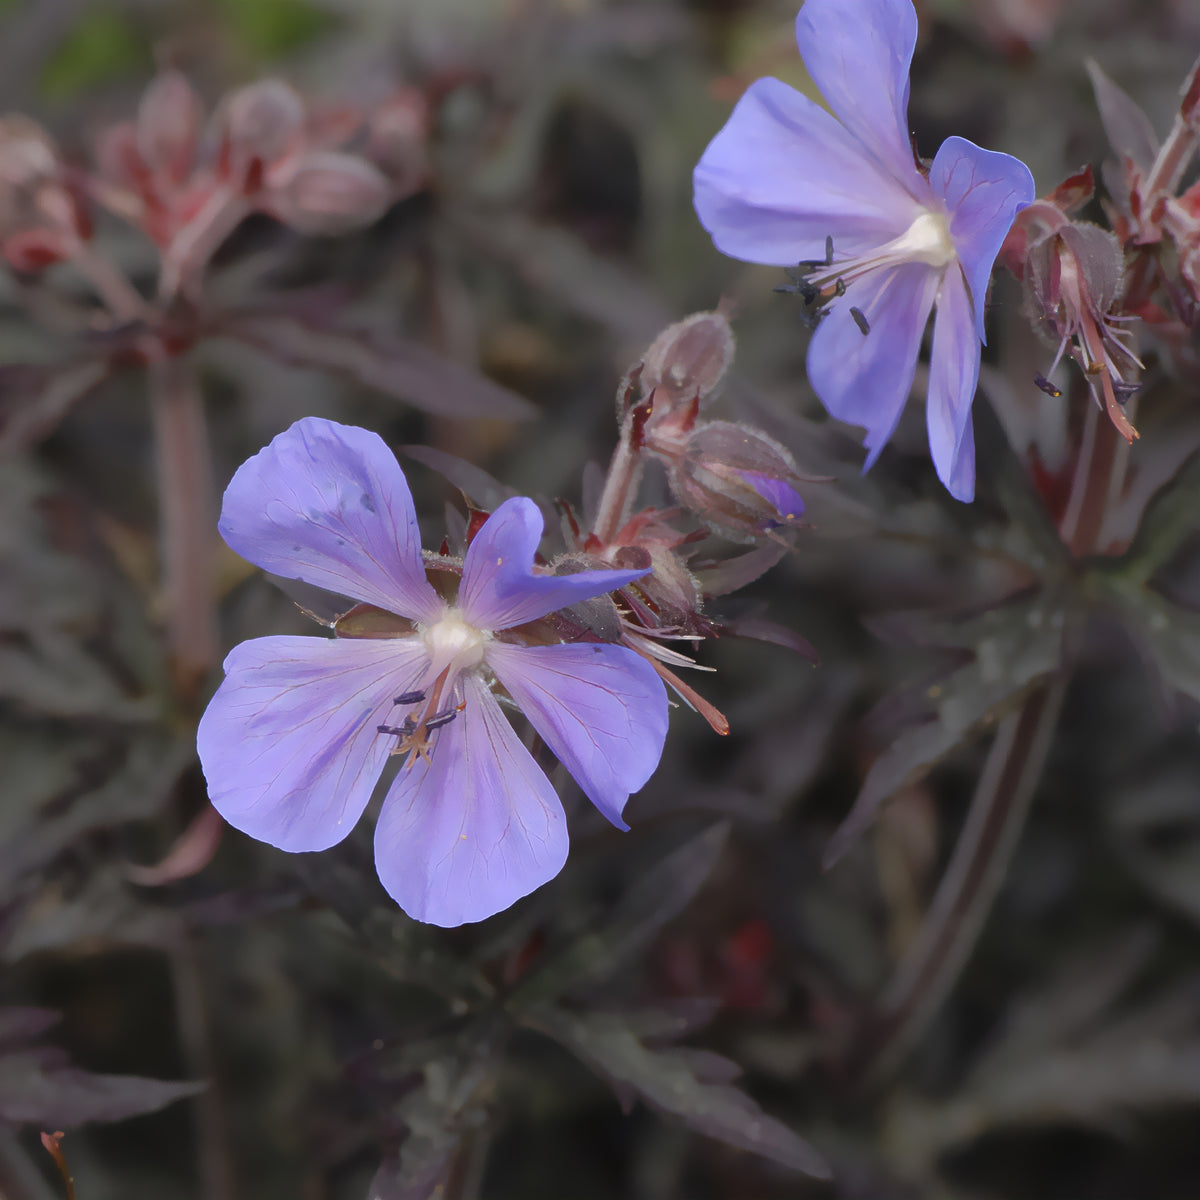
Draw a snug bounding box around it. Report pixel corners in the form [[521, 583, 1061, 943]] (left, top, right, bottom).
[[394, 689, 427, 706], [849, 306, 870, 335], [1034, 374, 1062, 398]]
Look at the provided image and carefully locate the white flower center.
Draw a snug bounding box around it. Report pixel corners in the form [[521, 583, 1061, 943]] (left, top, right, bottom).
[[420, 607, 489, 675], [888, 210, 957, 269]]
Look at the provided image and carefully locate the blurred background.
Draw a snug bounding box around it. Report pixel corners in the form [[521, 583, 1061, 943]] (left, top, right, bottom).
[[3, 0, 1200, 1197]]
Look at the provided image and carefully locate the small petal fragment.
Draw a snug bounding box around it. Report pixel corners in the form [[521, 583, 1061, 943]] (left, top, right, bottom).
[[198, 635, 428, 852], [926, 269, 979, 501], [374, 675, 569, 927], [219, 417, 441, 623], [459, 497, 648, 631], [485, 642, 669, 830]]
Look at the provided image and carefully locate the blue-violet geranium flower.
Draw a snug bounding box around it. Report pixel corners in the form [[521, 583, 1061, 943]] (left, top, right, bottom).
[[693, 0, 1036, 501], [197, 418, 669, 927]]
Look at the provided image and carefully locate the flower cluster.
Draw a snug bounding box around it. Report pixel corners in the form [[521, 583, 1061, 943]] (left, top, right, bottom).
[[693, 0, 1035, 501], [198, 418, 668, 927]]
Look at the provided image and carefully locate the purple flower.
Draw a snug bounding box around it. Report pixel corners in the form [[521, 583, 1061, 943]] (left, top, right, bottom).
[[692, 0, 1035, 501], [197, 418, 668, 927]]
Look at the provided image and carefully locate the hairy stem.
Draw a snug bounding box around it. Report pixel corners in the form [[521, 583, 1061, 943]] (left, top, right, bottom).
[[150, 352, 219, 703], [593, 418, 643, 545]]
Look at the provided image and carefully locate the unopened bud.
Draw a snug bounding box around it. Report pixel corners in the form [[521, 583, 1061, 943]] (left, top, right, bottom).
[[0, 116, 60, 232], [265, 151, 391, 235], [3, 226, 73, 272], [218, 80, 305, 186], [367, 88, 429, 196], [641, 309, 735, 408], [136, 69, 202, 184], [669, 421, 806, 543]]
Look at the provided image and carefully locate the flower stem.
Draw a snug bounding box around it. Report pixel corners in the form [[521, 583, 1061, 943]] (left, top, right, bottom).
[[853, 677, 1067, 1078], [853, 380, 1119, 1079], [593, 416, 643, 545], [150, 351, 219, 703]]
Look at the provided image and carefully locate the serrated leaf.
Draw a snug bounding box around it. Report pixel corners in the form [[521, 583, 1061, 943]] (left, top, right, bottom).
[[368, 1037, 498, 1200], [825, 595, 1068, 865], [211, 309, 535, 421], [529, 1007, 830, 1178], [504, 823, 729, 1011]]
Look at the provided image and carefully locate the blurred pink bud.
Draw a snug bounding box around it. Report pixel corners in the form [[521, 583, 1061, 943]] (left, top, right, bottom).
[[3, 226, 73, 272], [668, 421, 806, 543], [265, 151, 391, 235], [94, 122, 146, 189], [136, 68, 202, 184], [218, 80, 306, 187], [641, 309, 736, 409], [0, 116, 89, 244], [366, 88, 429, 196]]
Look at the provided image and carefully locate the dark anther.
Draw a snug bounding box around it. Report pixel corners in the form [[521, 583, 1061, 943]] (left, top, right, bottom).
[[394, 689, 427, 706], [422, 705, 458, 734], [1034, 374, 1062, 398], [823, 234, 834, 265], [1112, 380, 1140, 404], [377, 719, 417, 737], [849, 307, 870, 335], [833, 277, 846, 298]]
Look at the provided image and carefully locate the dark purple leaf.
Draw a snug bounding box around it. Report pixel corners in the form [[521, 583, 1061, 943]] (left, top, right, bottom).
[[694, 542, 789, 597], [719, 614, 819, 663], [402, 443, 517, 511], [1086, 59, 1160, 172], [824, 597, 1069, 866], [0, 1049, 203, 1127], [506, 823, 729, 1010], [211, 309, 536, 420], [531, 1007, 830, 1178]]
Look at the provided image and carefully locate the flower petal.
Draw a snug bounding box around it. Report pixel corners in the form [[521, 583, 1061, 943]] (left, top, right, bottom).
[[693, 76, 922, 265], [795, 0, 919, 184], [807, 261, 939, 469], [926, 268, 979, 502], [373, 675, 569, 927], [458, 497, 647, 631], [931, 135, 1036, 343], [219, 417, 442, 623], [485, 642, 668, 830], [197, 634, 428, 852]]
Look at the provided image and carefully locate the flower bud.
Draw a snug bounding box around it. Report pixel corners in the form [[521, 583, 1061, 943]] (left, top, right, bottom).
[[640, 309, 735, 410], [669, 421, 806, 543], [136, 68, 202, 184], [217, 80, 306, 187], [366, 87, 429, 197], [265, 151, 391, 235], [0, 116, 60, 232]]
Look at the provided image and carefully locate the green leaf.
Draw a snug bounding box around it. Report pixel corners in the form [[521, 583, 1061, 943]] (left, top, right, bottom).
[[528, 1007, 831, 1178], [215, 0, 335, 58], [40, 11, 147, 101]]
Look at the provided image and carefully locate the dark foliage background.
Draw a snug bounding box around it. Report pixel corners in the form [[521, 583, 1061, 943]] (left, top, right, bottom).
[[3, 1, 1200, 1198]]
